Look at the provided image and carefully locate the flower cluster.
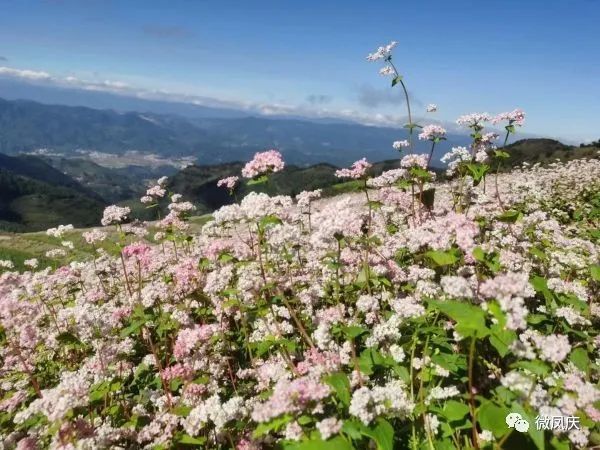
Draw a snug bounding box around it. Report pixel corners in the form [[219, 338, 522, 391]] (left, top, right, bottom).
[[456, 112, 492, 128], [334, 158, 372, 179], [217, 176, 239, 190], [241, 150, 285, 178], [493, 108, 526, 126], [100, 205, 131, 226], [366, 41, 397, 61], [418, 124, 447, 141]]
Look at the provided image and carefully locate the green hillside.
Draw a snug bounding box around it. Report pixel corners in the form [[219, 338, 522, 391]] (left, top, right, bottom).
[[43, 156, 177, 203], [502, 138, 599, 167], [0, 154, 107, 232]]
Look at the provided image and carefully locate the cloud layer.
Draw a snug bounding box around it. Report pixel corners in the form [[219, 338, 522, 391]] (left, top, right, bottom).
[[0, 65, 418, 128]]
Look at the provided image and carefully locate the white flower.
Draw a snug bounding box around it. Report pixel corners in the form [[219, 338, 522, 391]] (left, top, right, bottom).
[[389, 344, 406, 363], [0, 260, 15, 269], [101, 205, 131, 226], [392, 140, 410, 150], [366, 41, 398, 61], [349, 380, 414, 424], [24, 258, 39, 269], [440, 276, 473, 298], [46, 224, 74, 238], [316, 417, 342, 440], [379, 66, 395, 76], [479, 430, 494, 442], [426, 386, 460, 404]]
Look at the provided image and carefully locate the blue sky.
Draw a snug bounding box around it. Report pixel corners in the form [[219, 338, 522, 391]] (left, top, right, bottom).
[[0, 0, 598, 142]]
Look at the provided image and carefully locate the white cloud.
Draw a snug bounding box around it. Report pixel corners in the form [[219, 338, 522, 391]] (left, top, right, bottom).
[[0, 67, 52, 81], [0, 64, 426, 129]]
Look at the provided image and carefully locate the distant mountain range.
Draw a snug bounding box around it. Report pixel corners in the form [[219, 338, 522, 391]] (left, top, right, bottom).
[[0, 96, 473, 166], [0, 92, 596, 232], [1, 137, 597, 232]]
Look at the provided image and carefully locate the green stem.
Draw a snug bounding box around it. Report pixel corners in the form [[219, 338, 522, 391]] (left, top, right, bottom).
[[426, 141, 436, 169], [468, 337, 480, 450], [387, 59, 414, 151]]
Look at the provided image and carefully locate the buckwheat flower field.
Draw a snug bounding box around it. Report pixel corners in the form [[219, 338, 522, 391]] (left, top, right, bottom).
[[1, 43, 599, 450]]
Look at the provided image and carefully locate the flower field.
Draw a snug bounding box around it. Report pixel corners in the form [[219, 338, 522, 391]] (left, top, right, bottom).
[[1, 43, 600, 449]]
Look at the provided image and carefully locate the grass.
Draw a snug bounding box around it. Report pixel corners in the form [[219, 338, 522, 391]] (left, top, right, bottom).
[[0, 213, 213, 271]]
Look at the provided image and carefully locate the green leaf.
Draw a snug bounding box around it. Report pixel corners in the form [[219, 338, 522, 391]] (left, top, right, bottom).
[[56, 331, 81, 345], [297, 415, 312, 425], [477, 401, 509, 438], [260, 215, 283, 228], [89, 380, 110, 402], [425, 250, 458, 266], [465, 163, 489, 184], [253, 414, 293, 437], [529, 246, 547, 262], [512, 360, 550, 376], [341, 326, 368, 339], [511, 403, 545, 450], [590, 265, 600, 281], [284, 436, 355, 450], [247, 175, 268, 185], [173, 405, 192, 417], [441, 400, 470, 421], [429, 300, 490, 338], [391, 76, 402, 87], [341, 418, 392, 450], [549, 436, 571, 450], [120, 317, 148, 337], [530, 275, 555, 304], [472, 247, 486, 262], [368, 200, 383, 209], [569, 347, 590, 373], [489, 324, 516, 357], [494, 150, 510, 159], [324, 372, 351, 406], [496, 209, 521, 223], [177, 434, 207, 446], [368, 418, 394, 450], [342, 419, 367, 440]]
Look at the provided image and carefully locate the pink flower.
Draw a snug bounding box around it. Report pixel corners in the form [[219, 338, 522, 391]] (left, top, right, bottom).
[[251, 376, 331, 422], [146, 185, 166, 198], [217, 176, 239, 190], [456, 113, 492, 128], [0, 390, 27, 412], [122, 242, 152, 267], [241, 150, 285, 178], [400, 154, 428, 169], [172, 258, 200, 295], [16, 438, 38, 450], [173, 325, 219, 360], [162, 363, 194, 382], [418, 124, 446, 141], [122, 242, 151, 259], [82, 229, 107, 244], [492, 108, 526, 126], [335, 158, 372, 179]]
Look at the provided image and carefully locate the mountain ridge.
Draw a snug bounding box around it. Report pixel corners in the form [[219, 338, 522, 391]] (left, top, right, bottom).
[[0, 96, 471, 166]]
